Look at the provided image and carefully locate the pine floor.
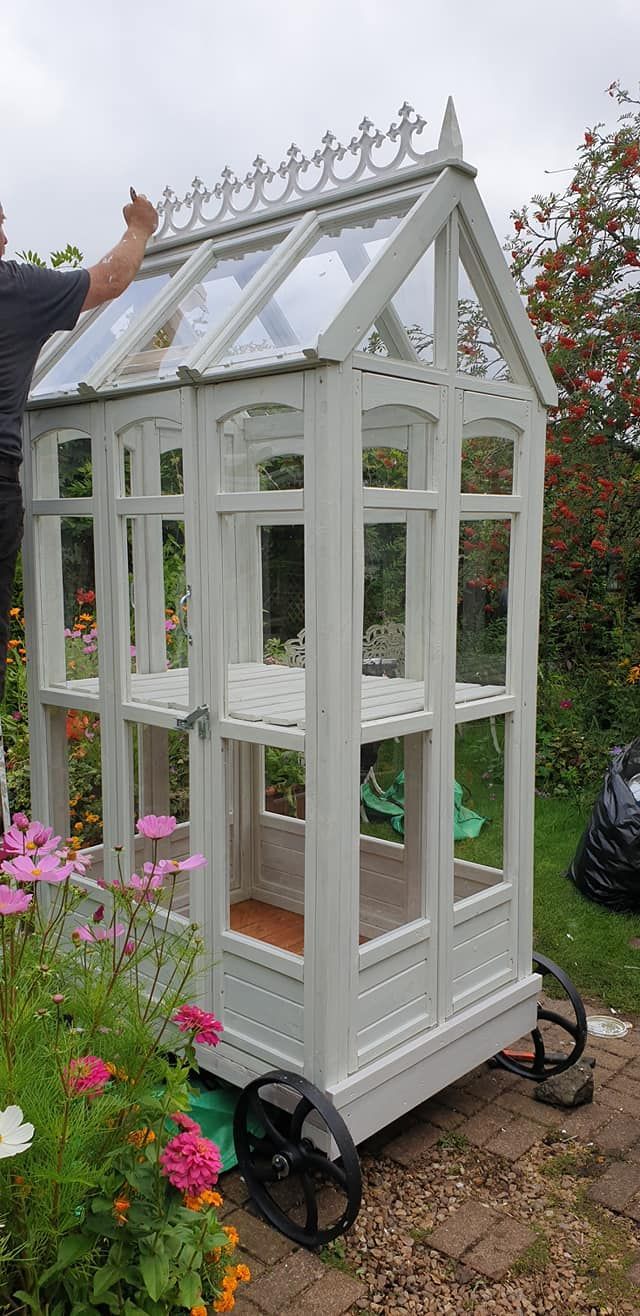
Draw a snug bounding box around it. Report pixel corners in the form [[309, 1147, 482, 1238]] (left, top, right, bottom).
[[230, 898, 305, 954]]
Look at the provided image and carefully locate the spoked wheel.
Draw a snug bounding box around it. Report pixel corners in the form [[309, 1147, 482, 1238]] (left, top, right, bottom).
[[493, 951, 587, 1081], [233, 1071, 362, 1248]]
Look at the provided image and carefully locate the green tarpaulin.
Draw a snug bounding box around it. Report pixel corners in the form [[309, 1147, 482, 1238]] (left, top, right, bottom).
[[361, 774, 486, 841]]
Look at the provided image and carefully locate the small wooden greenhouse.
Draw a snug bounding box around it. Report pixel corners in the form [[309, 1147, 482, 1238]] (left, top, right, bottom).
[[22, 101, 584, 1240]]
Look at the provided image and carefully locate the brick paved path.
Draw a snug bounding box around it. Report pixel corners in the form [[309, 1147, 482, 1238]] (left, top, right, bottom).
[[219, 1003, 640, 1313]]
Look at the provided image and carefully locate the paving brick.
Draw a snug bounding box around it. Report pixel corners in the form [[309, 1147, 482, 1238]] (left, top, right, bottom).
[[488, 1116, 543, 1161], [465, 1217, 536, 1280], [461, 1068, 519, 1100], [416, 1099, 465, 1131], [588, 1161, 640, 1212], [229, 1297, 261, 1315], [436, 1086, 485, 1117], [588, 1047, 628, 1073], [384, 1121, 440, 1166], [598, 1085, 640, 1119], [596, 1114, 640, 1154], [463, 1108, 511, 1148], [607, 1071, 640, 1100], [221, 1169, 250, 1205], [559, 1102, 612, 1140], [249, 1248, 325, 1313], [284, 1269, 366, 1315], [626, 1256, 640, 1285], [428, 1199, 497, 1259], [226, 1209, 296, 1265], [495, 1088, 567, 1127]]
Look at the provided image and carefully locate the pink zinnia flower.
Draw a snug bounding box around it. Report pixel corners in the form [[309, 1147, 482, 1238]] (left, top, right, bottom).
[[65, 1055, 112, 1099], [136, 814, 176, 840], [2, 854, 74, 884], [2, 821, 61, 857], [159, 1130, 222, 1194], [173, 1004, 223, 1048], [73, 923, 125, 944], [0, 885, 32, 916], [170, 1110, 201, 1133]]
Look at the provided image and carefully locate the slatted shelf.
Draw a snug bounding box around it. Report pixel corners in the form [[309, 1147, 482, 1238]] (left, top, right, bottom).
[[51, 661, 505, 727]]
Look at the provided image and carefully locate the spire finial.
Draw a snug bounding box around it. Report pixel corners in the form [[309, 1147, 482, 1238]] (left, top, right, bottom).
[[438, 96, 463, 158]]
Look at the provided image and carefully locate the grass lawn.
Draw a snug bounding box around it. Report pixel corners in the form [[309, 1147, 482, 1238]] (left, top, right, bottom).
[[363, 724, 640, 1014]]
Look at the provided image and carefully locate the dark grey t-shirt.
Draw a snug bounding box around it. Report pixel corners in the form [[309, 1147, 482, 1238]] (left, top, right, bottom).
[[0, 261, 90, 461]]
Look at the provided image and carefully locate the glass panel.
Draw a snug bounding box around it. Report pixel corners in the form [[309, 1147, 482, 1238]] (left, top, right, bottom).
[[219, 208, 411, 366], [362, 404, 434, 492], [227, 740, 305, 956], [34, 429, 92, 499], [222, 515, 305, 715], [113, 243, 276, 382], [363, 520, 407, 675], [359, 732, 427, 941], [461, 432, 514, 494], [458, 261, 512, 381], [32, 273, 170, 396], [128, 722, 192, 920], [35, 515, 98, 686], [457, 519, 511, 690], [126, 516, 188, 697], [360, 244, 435, 362], [221, 405, 304, 493], [43, 705, 102, 851], [454, 715, 505, 897]]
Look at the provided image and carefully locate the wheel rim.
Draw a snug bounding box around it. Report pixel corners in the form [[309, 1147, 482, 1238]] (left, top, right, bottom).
[[493, 952, 587, 1081], [233, 1071, 362, 1248]]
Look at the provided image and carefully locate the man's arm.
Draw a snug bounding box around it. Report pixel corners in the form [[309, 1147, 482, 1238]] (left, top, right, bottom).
[[81, 193, 158, 310]]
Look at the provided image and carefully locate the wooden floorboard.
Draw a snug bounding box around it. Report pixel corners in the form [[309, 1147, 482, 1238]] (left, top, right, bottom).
[[230, 898, 305, 954]]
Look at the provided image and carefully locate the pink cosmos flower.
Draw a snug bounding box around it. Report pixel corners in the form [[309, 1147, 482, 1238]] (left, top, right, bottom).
[[559, 699, 573, 709], [11, 813, 29, 831], [0, 885, 32, 916], [159, 853, 207, 875], [127, 870, 164, 900], [159, 1130, 222, 1194], [2, 821, 61, 857], [71, 852, 92, 876], [2, 854, 74, 884], [73, 923, 125, 945], [65, 1055, 112, 1099], [170, 1111, 201, 1134], [173, 1004, 223, 1048], [136, 814, 176, 840], [124, 939, 136, 955]]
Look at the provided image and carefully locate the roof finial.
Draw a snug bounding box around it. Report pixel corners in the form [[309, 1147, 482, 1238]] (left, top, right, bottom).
[[438, 97, 463, 159]]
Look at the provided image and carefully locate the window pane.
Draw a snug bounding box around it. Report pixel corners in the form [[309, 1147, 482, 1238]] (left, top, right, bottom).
[[35, 515, 98, 687], [113, 243, 276, 382], [128, 722, 192, 920], [362, 404, 434, 492], [227, 740, 305, 956], [218, 208, 411, 366], [360, 732, 427, 941], [221, 405, 304, 493], [458, 262, 512, 381], [457, 519, 511, 690], [126, 517, 189, 698], [462, 433, 514, 494], [34, 429, 92, 499], [33, 273, 170, 396], [454, 716, 504, 891]]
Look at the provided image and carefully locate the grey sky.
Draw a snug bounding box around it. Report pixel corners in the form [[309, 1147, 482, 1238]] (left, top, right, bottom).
[[2, 0, 638, 264]]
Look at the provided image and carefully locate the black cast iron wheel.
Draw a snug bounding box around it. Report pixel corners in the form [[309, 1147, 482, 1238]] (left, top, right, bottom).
[[493, 951, 587, 1081], [233, 1071, 362, 1248]]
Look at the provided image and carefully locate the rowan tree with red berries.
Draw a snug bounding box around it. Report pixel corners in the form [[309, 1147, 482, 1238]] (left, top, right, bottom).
[[508, 82, 640, 675]]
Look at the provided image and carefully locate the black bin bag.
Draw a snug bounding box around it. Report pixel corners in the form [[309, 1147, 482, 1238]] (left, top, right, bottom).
[[567, 739, 640, 912]]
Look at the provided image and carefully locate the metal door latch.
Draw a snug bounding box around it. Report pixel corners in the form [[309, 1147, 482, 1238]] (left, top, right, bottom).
[[176, 704, 210, 738]]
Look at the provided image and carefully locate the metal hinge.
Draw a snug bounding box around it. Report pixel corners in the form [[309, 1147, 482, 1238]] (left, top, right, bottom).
[[176, 705, 210, 739]]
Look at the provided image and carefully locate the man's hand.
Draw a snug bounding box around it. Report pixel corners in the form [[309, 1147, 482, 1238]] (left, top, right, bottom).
[[122, 192, 158, 239], [81, 191, 160, 311]]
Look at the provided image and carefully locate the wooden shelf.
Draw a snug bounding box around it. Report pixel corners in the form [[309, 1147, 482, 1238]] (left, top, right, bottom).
[[59, 662, 505, 726]]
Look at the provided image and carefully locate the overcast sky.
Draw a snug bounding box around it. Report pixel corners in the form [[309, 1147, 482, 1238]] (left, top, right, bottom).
[[2, 0, 639, 264]]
